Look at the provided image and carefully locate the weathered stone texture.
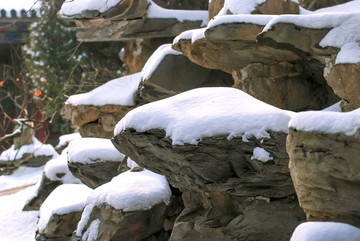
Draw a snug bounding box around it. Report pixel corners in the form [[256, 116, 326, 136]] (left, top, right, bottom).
[[287, 128, 360, 228], [113, 129, 306, 240], [298, 0, 352, 10]]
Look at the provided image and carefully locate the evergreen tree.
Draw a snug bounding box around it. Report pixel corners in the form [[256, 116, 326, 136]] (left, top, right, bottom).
[[23, 0, 123, 134]]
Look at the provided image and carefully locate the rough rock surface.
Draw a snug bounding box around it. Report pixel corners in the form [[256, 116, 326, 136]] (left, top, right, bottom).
[[136, 52, 233, 104], [68, 161, 122, 189], [298, 0, 352, 10], [287, 128, 360, 228], [173, 20, 339, 111], [77, 202, 171, 241], [61, 104, 132, 138], [324, 62, 360, 111], [36, 212, 82, 241], [113, 129, 306, 240]]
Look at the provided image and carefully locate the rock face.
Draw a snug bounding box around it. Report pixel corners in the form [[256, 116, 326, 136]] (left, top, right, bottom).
[[324, 63, 360, 111], [287, 128, 360, 227], [173, 18, 339, 111], [135, 44, 233, 104], [61, 104, 132, 139], [298, 0, 352, 10], [113, 130, 305, 240]]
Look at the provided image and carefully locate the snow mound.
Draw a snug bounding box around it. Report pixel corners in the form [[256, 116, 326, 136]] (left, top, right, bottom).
[[251, 147, 273, 163], [37, 184, 92, 233], [0, 136, 59, 161], [289, 108, 360, 135], [44, 149, 82, 184], [290, 222, 360, 241], [115, 87, 294, 145], [217, 0, 267, 16], [67, 138, 125, 164], [66, 73, 141, 106], [77, 169, 171, 235], [0, 166, 43, 192]]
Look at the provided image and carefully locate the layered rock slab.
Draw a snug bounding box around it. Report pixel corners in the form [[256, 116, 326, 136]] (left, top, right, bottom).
[[113, 87, 306, 240], [173, 14, 339, 111], [67, 138, 126, 188], [75, 170, 172, 241], [287, 109, 360, 227]]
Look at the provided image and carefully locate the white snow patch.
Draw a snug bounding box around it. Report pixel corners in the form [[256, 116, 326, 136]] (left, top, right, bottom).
[[289, 108, 360, 135], [0, 136, 59, 161], [67, 138, 125, 164], [0, 166, 44, 192], [38, 184, 92, 233], [208, 14, 273, 29], [115, 87, 294, 145], [217, 0, 267, 16], [251, 147, 273, 162], [173, 28, 206, 45], [147, 1, 208, 26], [82, 219, 100, 241], [56, 133, 82, 149], [44, 149, 82, 184], [127, 157, 139, 170], [77, 170, 170, 235], [0, 186, 39, 241], [60, 0, 122, 16], [290, 222, 360, 241], [141, 44, 182, 81], [66, 73, 141, 106], [335, 42, 360, 64], [322, 102, 341, 112]]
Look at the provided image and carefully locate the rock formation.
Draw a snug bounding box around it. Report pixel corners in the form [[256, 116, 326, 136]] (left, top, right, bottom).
[[287, 110, 360, 228], [113, 87, 306, 240], [67, 138, 126, 188]]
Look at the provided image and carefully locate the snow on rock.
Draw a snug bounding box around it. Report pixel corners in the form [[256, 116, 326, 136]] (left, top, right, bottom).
[[82, 219, 100, 241], [289, 108, 360, 135], [0, 136, 59, 161], [251, 147, 273, 162], [0, 186, 40, 241], [60, 0, 123, 16], [141, 44, 182, 81], [322, 101, 341, 112], [290, 222, 360, 241], [207, 14, 274, 29], [147, 1, 208, 26], [172, 27, 207, 44], [115, 87, 294, 145], [44, 149, 82, 184], [0, 166, 43, 192], [67, 138, 125, 164], [217, 0, 267, 16], [66, 73, 141, 106], [37, 184, 92, 233], [77, 169, 171, 235], [56, 133, 82, 149]]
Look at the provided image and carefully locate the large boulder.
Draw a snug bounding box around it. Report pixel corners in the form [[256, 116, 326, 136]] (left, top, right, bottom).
[[67, 138, 126, 188], [113, 87, 306, 240], [287, 109, 360, 227], [36, 184, 92, 241], [75, 170, 172, 241]]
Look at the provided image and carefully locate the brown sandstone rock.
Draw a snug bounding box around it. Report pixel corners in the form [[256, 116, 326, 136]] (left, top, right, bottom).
[[61, 104, 132, 138], [287, 128, 360, 227], [113, 129, 306, 240], [324, 63, 360, 110], [298, 0, 352, 11], [252, 0, 299, 15], [208, 0, 225, 20], [173, 21, 339, 111]]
